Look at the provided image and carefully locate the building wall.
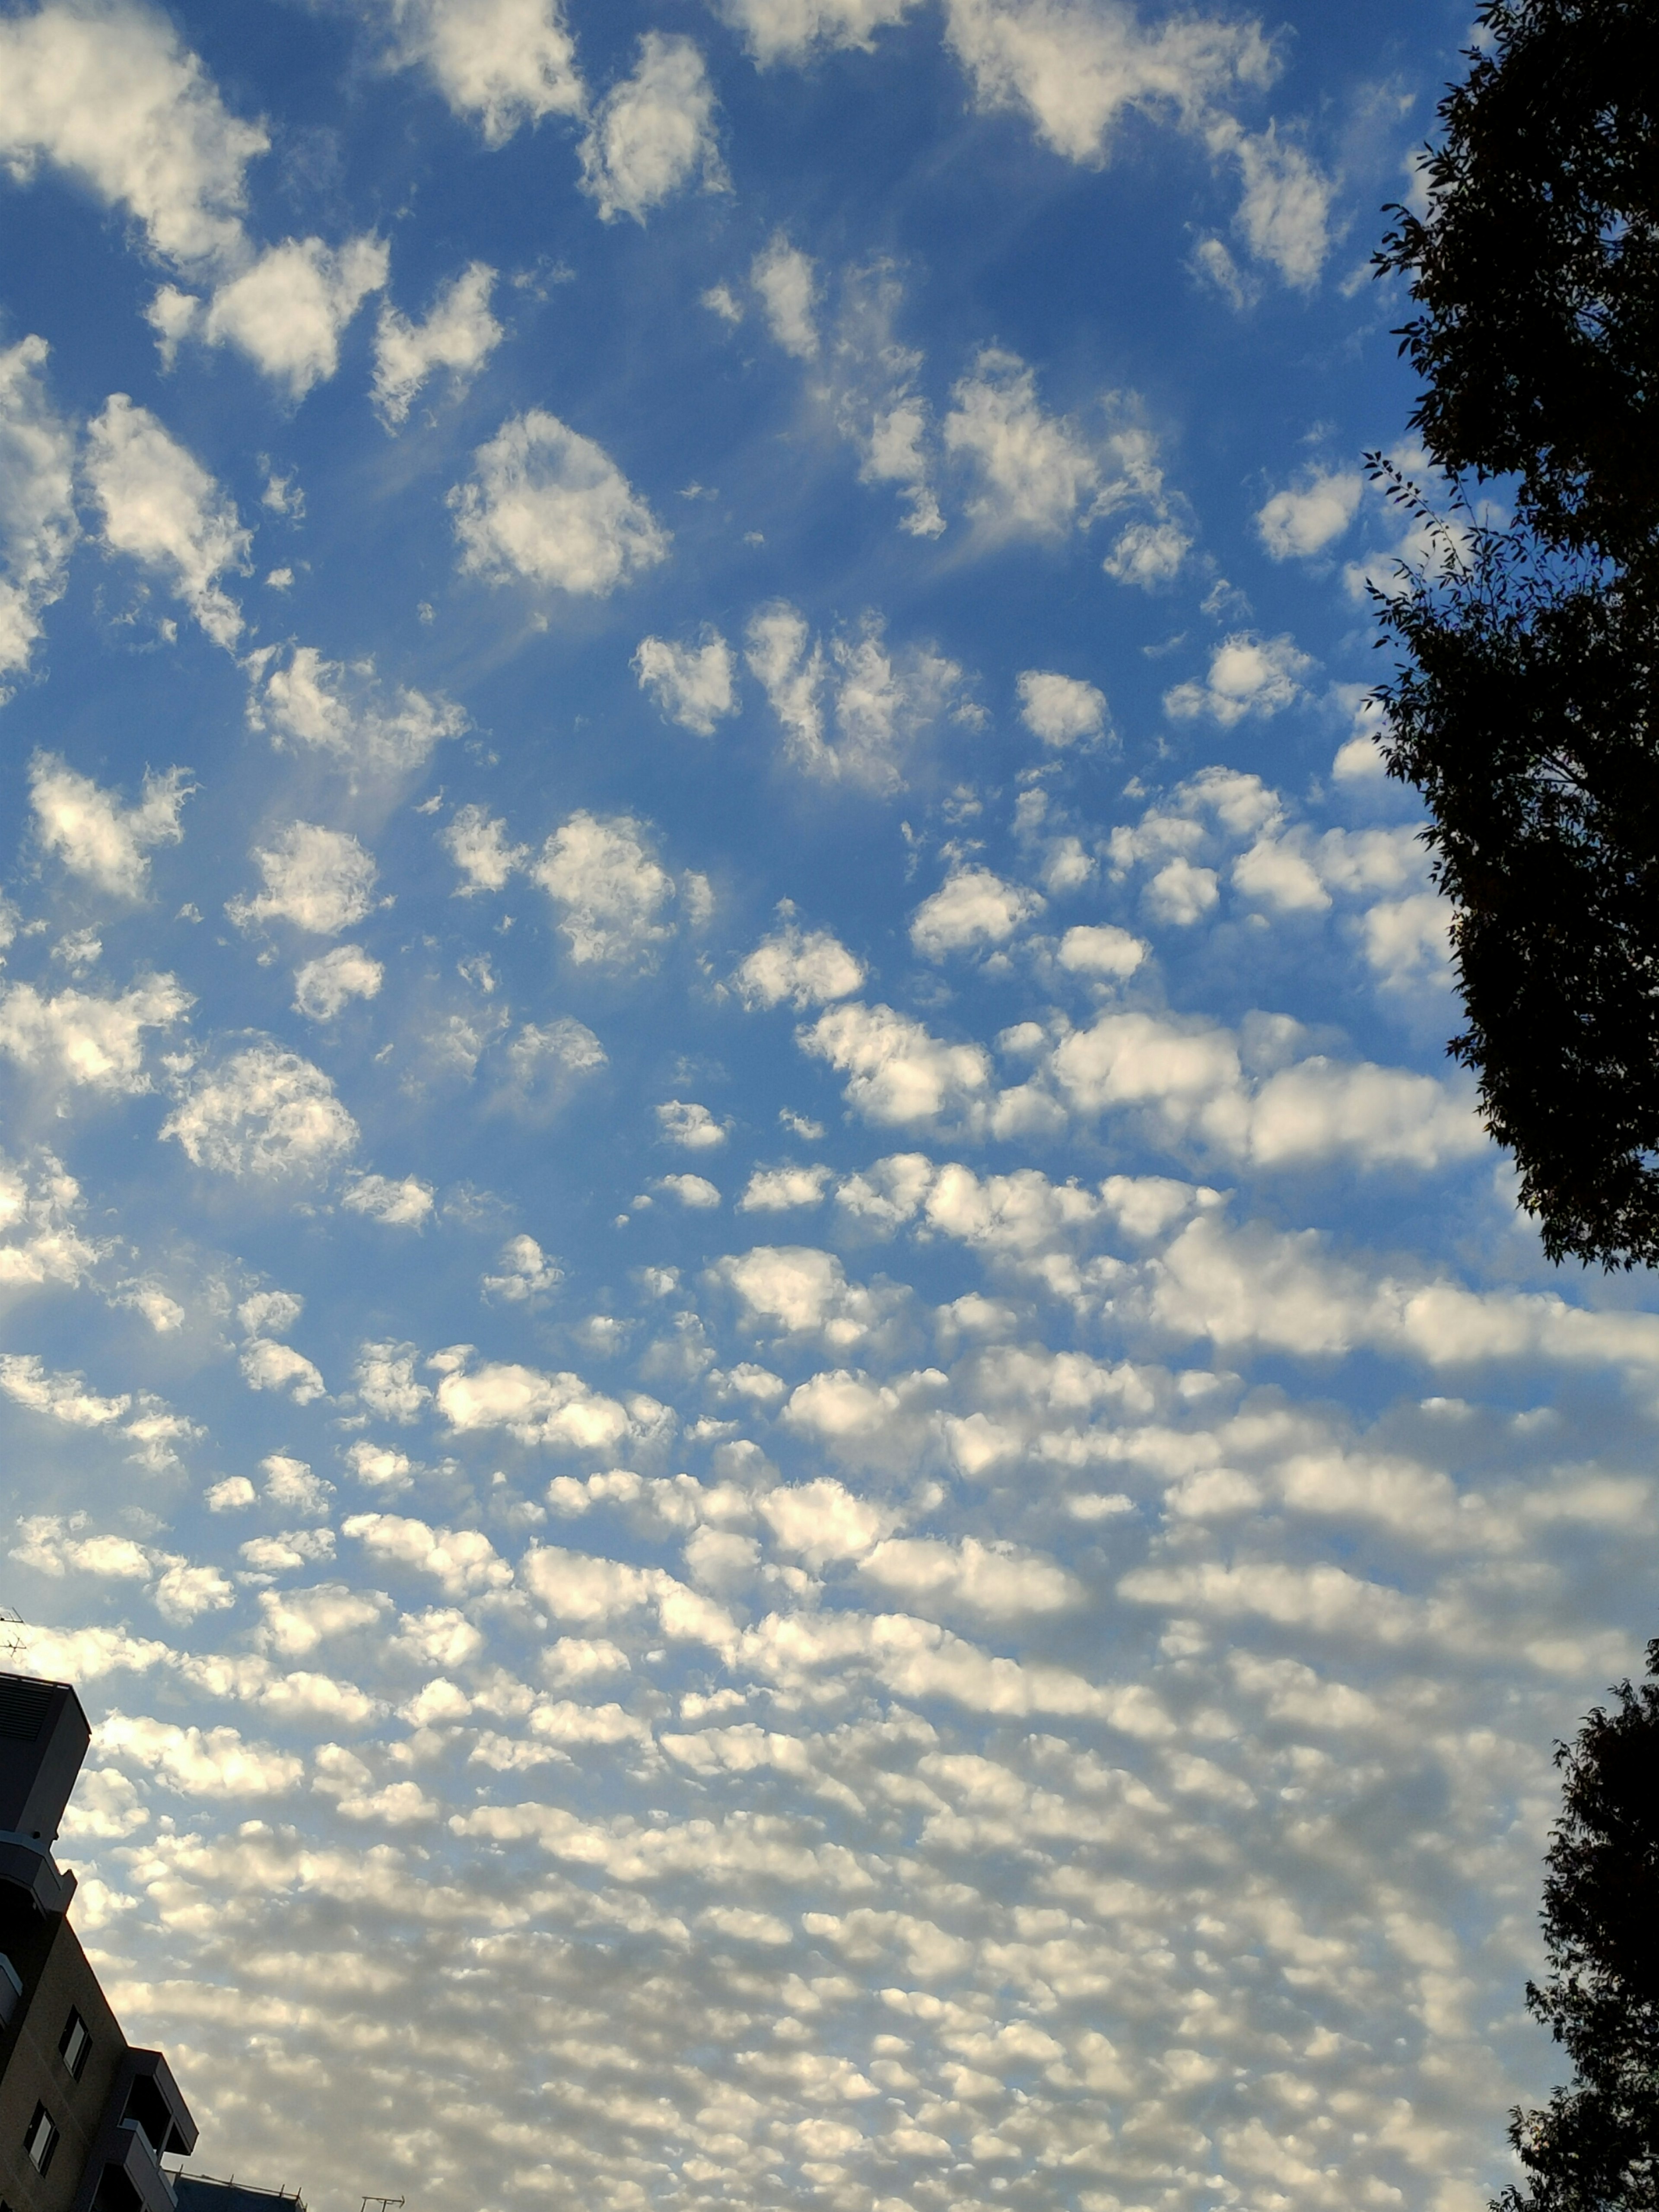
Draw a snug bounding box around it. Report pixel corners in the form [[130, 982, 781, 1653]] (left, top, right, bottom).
[[0, 1894, 128, 2212]]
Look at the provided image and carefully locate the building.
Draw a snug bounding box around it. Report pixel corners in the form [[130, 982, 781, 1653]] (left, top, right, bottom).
[[0, 1673, 306, 2212]]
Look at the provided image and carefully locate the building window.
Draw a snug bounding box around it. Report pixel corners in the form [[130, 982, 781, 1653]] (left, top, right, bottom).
[[60, 2010, 92, 2080], [24, 2105, 58, 2175]]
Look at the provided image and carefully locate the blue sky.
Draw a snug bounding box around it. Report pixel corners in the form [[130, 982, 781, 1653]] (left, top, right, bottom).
[[2, 6, 1653, 2212]]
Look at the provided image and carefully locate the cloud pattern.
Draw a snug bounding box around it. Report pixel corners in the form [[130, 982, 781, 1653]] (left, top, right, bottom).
[[0, 10, 1633, 2212]]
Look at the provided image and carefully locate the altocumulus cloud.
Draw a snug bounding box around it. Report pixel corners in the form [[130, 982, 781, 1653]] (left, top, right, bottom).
[[0, 10, 1645, 2212]]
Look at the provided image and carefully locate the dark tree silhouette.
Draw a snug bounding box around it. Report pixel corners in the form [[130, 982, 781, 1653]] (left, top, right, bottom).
[[1496, 1643, 1659, 2212], [1370, 0, 1659, 1268]]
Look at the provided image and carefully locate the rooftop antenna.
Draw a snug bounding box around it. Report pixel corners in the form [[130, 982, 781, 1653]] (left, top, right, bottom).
[[0, 1608, 27, 1665], [361, 2196, 405, 2212]]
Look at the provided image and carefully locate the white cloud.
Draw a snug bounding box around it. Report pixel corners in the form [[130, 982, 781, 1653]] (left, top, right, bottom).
[[1255, 468, 1363, 559], [1048, 1009, 1485, 1173], [736, 923, 864, 1010], [751, 233, 819, 358], [1150, 1212, 1659, 1381], [29, 753, 191, 897], [162, 1044, 359, 1179], [257, 1581, 387, 1658], [941, 349, 1170, 552], [714, 0, 915, 67], [714, 1246, 893, 1348], [0, 0, 267, 271], [634, 631, 738, 736], [745, 603, 969, 788], [0, 337, 77, 694], [656, 1173, 721, 1209], [911, 868, 1044, 959], [1144, 854, 1220, 926], [531, 812, 675, 966], [939, 2, 1329, 288], [263, 1456, 334, 1518], [1163, 632, 1312, 725], [432, 1351, 660, 1455], [343, 1511, 512, 1599], [494, 1018, 609, 1117], [238, 1290, 302, 1338], [941, 0, 1271, 165], [803, 1002, 995, 1131], [98, 1713, 302, 1799], [228, 823, 381, 936], [372, 261, 502, 426], [345, 1440, 413, 1492], [658, 1100, 727, 1151], [578, 34, 723, 224], [84, 396, 250, 648], [373, 0, 585, 145], [449, 410, 669, 595], [293, 946, 384, 1020], [1101, 516, 1190, 585], [443, 804, 527, 893], [354, 1341, 430, 1424], [758, 1477, 899, 1564], [0, 974, 190, 1094], [247, 645, 467, 776], [342, 1174, 435, 1227], [199, 234, 388, 399], [1057, 924, 1146, 980], [0, 1149, 98, 1294], [739, 1163, 831, 1212], [1016, 670, 1107, 748], [482, 1233, 561, 1301], [241, 1338, 327, 1405], [859, 1535, 1083, 1620], [1, 1356, 129, 1429], [1228, 124, 1332, 290], [1361, 890, 1454, 993]]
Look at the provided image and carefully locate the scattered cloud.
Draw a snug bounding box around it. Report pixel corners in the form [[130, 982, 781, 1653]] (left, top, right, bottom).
[[910, 867, 1044, 959], [658, 1100, 727, 1151], [85, 396, 250, 648], [450, 410, 670, 595], [745, 602, 970, 788], [0, 0, 267, 270], [443, 805, 528, 893], [228, 823, 381, 936], [373, 261, 503, 426], [0, 337, 77, 695], [578, 34, 724, 223], [195, 235, 389, 398], [736, 924, 865, 1010], [29, 753, 192, 898], [293, 946, 384, 1021], [1016, 670, 1107, 748], [1256, 467, 1364, 560], [531, 812, 676, 966], [247, 646, 467, 777], [634, 630, 738, 735], [1163, 632, 1312, 725], [751, 233, 819, 358], [370, 0, 585, 145], [0, 974, 191, 1096], [342, 1174, 435, 1227], [162, 1044, 359, 1179]]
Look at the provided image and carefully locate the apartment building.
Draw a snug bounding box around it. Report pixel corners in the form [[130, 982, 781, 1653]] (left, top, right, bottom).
[[0, 1673, 306, 2212]]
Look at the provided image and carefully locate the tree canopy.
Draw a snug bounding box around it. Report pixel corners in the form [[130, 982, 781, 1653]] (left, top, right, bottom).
[[1371, 0, 1659, 1268], [1496, 1643, 1659, 2212]]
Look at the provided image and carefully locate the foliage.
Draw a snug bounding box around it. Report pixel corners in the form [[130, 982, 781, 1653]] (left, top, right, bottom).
[[1371, 493, 1659, 1265], [1370, 0, 1659, 1268], [1378, 0, 1659, 570], [1496, 1643, 1659, 2212]]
